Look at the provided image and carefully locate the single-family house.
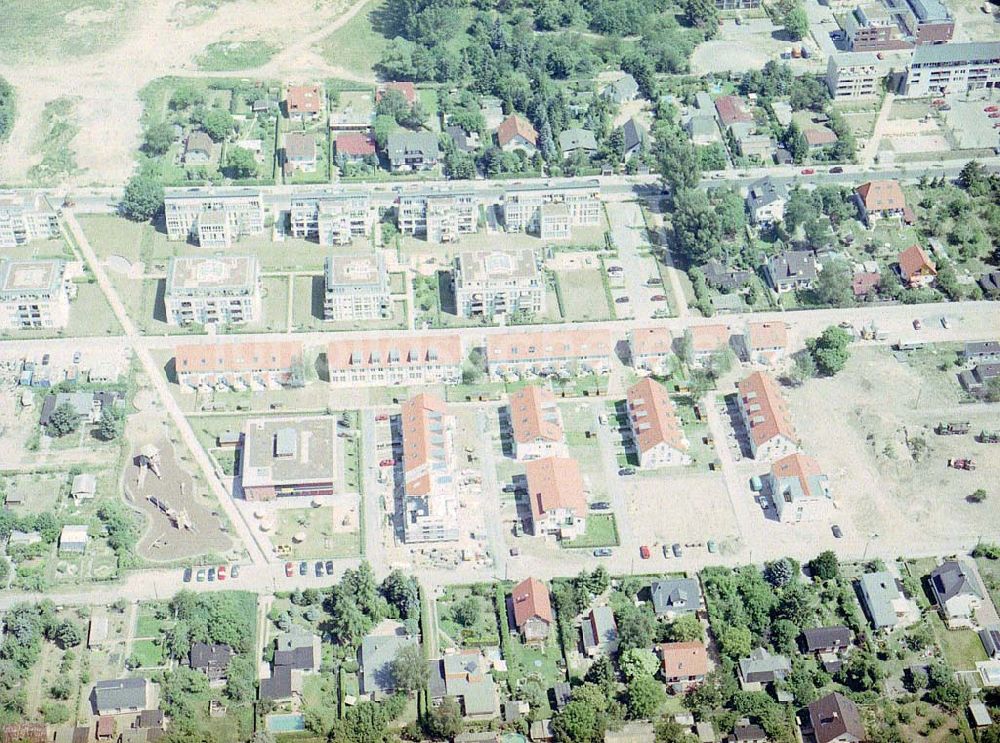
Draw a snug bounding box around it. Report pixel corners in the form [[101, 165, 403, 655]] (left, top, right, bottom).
[[622, 118, 645, 159], [335, 132, 376, 163], [858, 571, 920, 630], [428, 649, 501, 720], [581, 606, 618, 657], [855, 180, 910, 226], [359, 632, 418, 700], [686, 115, 721, 145], [284, 132, 318, 173], [929, 560, 985, 627], [852, 270, 881, 299], [660, 642, 708, 689], [59, 524, 89, 554], [729, 722, 768, 743], [896, 244, 937, 288], [737, 648, 791, 691], [274, 628, 321, 672], [91, 678, 156, 716], [386, 131, 440, 172], [524, 456, 587, 540], [737, 322, 788, 366], [510, 577, 554, 645], [805, 692, 867, 743], [703, 260, 753, 292], [978, 270, 1000, 297], [715, 96, 753, 130], [376, 82, 417, 106], [959, 363, 1000, 397], [764, 251, 818, 293], [446, 125, 480, 153], [962, 341, 1000, 365], [737, 133, 775, 161], [70, 473, 97, 500], [979, 624, 1000, 658], [650, 578, 702, 618], [763, 453, 832, 524], [602, 74, 640, 104], [189, 642, 233, 682], [184, 132, 213, 164], [802, 626, 853, 654], [497, 114, 538, 154], [286, 85, 323, 121], [746, 179, 788, 226], [805, 127, 839, 149], [559, 128, 598, 159]]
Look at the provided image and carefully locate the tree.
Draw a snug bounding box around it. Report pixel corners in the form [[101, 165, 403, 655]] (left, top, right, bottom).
[[837, 649, 882, 692], [122, 172, 164, 221], [46, 403, 80, 437], [927, 662, 970, 711], [424, 696, 463, 739], [391, 643, 428, 693], [809, 550, 840, 580], [655, 719, 698, 743], [788, 352, 817, 388], [806, 326, 852, 376], [782, 122, 809, 164], [195, 108, 235, 142], [224, 655, 256, 704], [616, 603, 657, 652], [665, 614, 704, 643], [223, 146, 257, 179], [553, 698, 604, 743], [681, 0, 718, 32], [775, 583, 812, 626], [53, 620, 82, 648], [330, 696, 405, 743], [169, 84, 205, 110], [97, 407, 123, 441], [381, 570, 420, 621], [452, 595, 481, 628], [811, 258, 854, 307], [626, 674, 667, 719], [655, 129, 701, 193], [716, 625, 752, 659], [620, 647, 660, 681], [763, 558, 795, 588], [672, 188, 724, 264], [782, 1, 810, 40], [969, 488, 988, 503], [143, 122, 175, 156]]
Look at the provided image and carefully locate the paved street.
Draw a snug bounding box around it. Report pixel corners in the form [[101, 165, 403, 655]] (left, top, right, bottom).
[[605, 201, 663, 321]]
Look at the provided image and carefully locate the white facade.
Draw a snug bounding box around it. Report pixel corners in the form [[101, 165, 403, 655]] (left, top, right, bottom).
[[0, 192, 60, 248], [502, 181, 601, 237], [398, 191, 478, 243], [164, 255, 262, 326], [0, 259, 71, 330], [323, 254, 391, 321], [453, 249, 545, 320], [826, 53, 886, 99], [904, 41, 1000, 97], [164, 187, 266, 246], [326, 336, 463, 387], [289, 191, 373, 246]]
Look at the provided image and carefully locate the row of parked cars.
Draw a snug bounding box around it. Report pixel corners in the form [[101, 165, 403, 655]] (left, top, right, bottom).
[[285, 560, 336, 578], [183, 564, 240, 583]]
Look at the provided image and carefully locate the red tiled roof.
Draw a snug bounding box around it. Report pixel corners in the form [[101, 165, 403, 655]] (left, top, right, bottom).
[[497, 114, 538, 147], [176, 341, 303, 373], [804, 128, 838, 147], [630, 327, 672, 358], [511, 577, 554, 628], [856, 180, 906, 213], [509, 386, 563, 445], [738, 371, 798, 449], [688, 324, 730, 354], [714, 96, 753, 127], [898, 244, 936, 280], [327, 335, 462, 372], [660, 642, 708, 678], [377, 82, 417, 106], [746, 322, 787, 351], [286, 85, 322, 115], [852, 271, 881, 297], [401, 393, 450, 497], [626, 378, 688, 456], [335, 132, 376, 156], [524, 456, 587, 521]]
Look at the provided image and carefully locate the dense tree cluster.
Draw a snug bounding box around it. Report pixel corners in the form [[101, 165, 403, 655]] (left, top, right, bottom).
[[0, 77, 14, 142], [805, 326, 852, 376]]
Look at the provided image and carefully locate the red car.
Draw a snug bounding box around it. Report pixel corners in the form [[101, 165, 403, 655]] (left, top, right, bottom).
[[284, 562, 294, 577], [379, 458, 395, 467], [650, 295, 668, 302], [991, 113, 1000, 119], [985, 106, 998, 112], [800, 168, 815, 175], [639, 545, 651, 560], [375, 413, 388, 422], [217, 565, 226, 581]]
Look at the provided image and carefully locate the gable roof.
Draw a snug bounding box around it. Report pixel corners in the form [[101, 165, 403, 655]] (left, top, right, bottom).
[[189, 642, 233, 672], [360, 633, 417, 695], [259, 665, 293, 700], [559, 128, 597, 153], [387, 131, 440, 160], [524, 456, 587, 520], [660, 642, 708, 678], [284, 132, 317, 160], [626, 378, 688, 456], [176, 341, 303, 375], [858, 571, 903, 628], [286, 85, 322, 115], [856, 180, 907, 213], [186, 131, 213, 154], [603, 74, 639, 101], [509, 386, 564, 445], [739, 647, 791, 683], [650, 578, 701, 615], [747, 178, 788, 210], [336, 132, 376, 157], [852, 271, 881, 297], [377, 82, 416, 106], [767, 251, 818, 284], [738, 372, 798, 449], [401, 393, 451, 498], [715, 95, 753, 127], [623, 118, 644, 151], [93, 678, 149, 713], [497, 114, 538, 147], [802, 626, 852, 652], [582, 606, 618, 650], [768, 453, 828, 503], [687, 324, 731, 354], [930, 560, 984, 604], [511, 577, 554, 628], [808, 692, 865, 743], [746, 322, 787, 351], [898, 244, 936, 280]]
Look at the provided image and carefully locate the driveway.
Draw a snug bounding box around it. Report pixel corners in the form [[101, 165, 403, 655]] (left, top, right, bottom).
[[605, 201, 664, 322]]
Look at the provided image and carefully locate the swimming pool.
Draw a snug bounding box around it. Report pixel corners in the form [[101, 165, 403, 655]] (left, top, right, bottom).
[[266, 713, 305, 733]]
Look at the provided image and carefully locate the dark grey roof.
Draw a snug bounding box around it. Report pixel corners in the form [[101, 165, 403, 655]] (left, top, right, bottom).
[[746, 178, 788, 212], [581, 606, 618, 652], [274, 646, 314, 670], [980, 625, 1000, 657], [189, 642, 233, 672], [807, 692, 865, 743], [979, 271, 1000, 294], [733, 723, 767, 741], [912, 41, 998, 67], [801, 626, 852, 652], [559, 128, 598, 154], [259, 665, 292, 701], [622, 118, 644, 152], [446, 126, 476, 153], [426, 659, 447, 699], [930, 560, 983, 604], [360, 634, 417, 696], [738, 647, 791, 684], [650, 578, 701, 615], [552, 681, 572, 709], [766, 251, 818, 285], [703, 259, 753, 291], [964, 341, 1000, 358], [93, 678, 148, 713], [603, 74, 639, 102], [387, 131, 440, 162]]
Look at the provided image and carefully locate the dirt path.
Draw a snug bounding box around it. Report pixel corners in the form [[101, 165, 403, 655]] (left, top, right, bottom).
[[0, 0, 376, 186]]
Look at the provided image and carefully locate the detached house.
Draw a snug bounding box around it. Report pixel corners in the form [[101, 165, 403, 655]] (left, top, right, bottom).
[[660, 642, 708, 690], [764, 453, 832, 524], [510, 577, 554, 645], [854, 180, 910, 226], [929, 560, 985, 627], [184, 132, 213, 164], [497, 114, 538, 155], [738, 648, 791, 691], [650, 578, 703, 618], [625, 378, 690, 469], [286, 84, 323, 121], [737, 322, 788, 366], [805, 692, 867, 743], [602, 74, 640, 104], [524, 456, 588, 540], [507, 385, 568, 461], [764, 251, 818, 293], [858, 571, 920, 631], [746, 178, 788, 226], [896, 244, 937, 288], [387, 131, 440, 172], [284, 132, 318, 173], [622, 118, 645, 159], [559, 128, 598, 158], [737, 371, 799, 461], [581, 606, 618, 657], [189, 642, 234, 682]]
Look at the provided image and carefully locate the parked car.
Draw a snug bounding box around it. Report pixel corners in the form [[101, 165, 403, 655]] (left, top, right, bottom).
[[832, 525, 843, 538], [662, 545, 671, 558], [650, 295, 668, 302], [986, 106, 999, 112], [298, 561, 308, 576], [707, 540, 718, 553], [217, 565, 226, 581], [590, 501, 611, 511], [325, 560, 334, 575], [800, 168, 815, 175], [607, 265, 623, 273], [72, 351, 82, 364], [672, 543, 683, 557], [646, 277, 663, 286], [375, 413, 388, 422], [913, 318, 922, 330], [829, 166, 844, 173], [285, 562, 294, 577], [618, 467, 636, 476], [941, 317, 950, 329], [207, 567, 216, 582], [991, 113, 1000, 119], [182, 567, 192, 583], [196, 569, 206, 582], [615, 296, 630, 304], [230, 564, 240, 579], [640, 545, 651, 559], [379, 459, 395, 467], [315, 561, 324, 577], [593, 548, 613, 557]]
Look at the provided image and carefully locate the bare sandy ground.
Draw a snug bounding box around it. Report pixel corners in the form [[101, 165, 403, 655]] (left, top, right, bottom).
[[0, 0, 375, 186]]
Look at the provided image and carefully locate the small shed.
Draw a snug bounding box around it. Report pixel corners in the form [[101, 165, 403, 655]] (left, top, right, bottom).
[[969, 700, 992, 727]]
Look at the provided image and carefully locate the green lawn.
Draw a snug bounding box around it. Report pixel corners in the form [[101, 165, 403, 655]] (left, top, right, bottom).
[[131, 639, 163, 668], [135, 614, 165, 639], [437, 586, 500, 648], [929, 613, 987, 671], [497, 631, 567, 718], [555, 269, 612, 322], [273, 507, 361, 559], [196, 40, 278, 70], [563, 514, 619, 549], [319, 0, 391, 79]]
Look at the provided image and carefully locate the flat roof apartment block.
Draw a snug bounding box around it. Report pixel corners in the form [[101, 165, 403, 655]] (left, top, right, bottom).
[[0, 191, 60, 248], [164, 255, 261, 326], [241, 416, 337, 501], [164, 187, 266, 246], [398, 190, 478, 243], [289, 190, 374, 246], [502, 181, 601, 237], [327, 334, 463, 387], [400, 393, 459, 543], [905, 41, 1000, 97], [324, 253, 391, 321], [175, 340, 305, 389], [0, 258, 71, 330], [454, 248, 545, 319], [827, 53, 889, 99]]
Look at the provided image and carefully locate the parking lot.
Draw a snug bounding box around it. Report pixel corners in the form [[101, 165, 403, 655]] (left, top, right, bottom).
[[604, 201, 671, 321]]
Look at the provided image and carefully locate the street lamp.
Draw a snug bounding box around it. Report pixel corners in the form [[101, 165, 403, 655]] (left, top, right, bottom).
[[862, 532, 879, 561]]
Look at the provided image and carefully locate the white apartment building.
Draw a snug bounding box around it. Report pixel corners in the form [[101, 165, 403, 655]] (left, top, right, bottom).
[[0, 192, 60, 248], [502, 181, 601, 239], [400, 393, 460, 543], [164, 255, 262, 326], [826, 53, 888, 99], [453, 248, 545, 320], [507, 385, 568, 461], [625, 378, 690, 469], [0, 259, 72, 330], [323, 253, 391, 321], [326, 335, 462, 387], [628, 327, 673, 375], [903, 41, 1000, 97], [397, 190, 478, 243], [164, 187, 266, 247], [486, 329, 613, 380], [289, 190, 373, 246]]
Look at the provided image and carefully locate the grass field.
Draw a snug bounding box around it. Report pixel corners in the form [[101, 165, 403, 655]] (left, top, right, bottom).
[[196, 40, 278, 70], [28, 96, 80, 184], [319, 0, 389, 79], [0, 280, 121, 341], [929, 612, 988, 671], [556, 269, 612, 322], [290, 275, 408, 331], [273, 507, 361, 559], [0, 0, 135, 63], [563, 514, 620, 549], [131, 639, 164, 668]]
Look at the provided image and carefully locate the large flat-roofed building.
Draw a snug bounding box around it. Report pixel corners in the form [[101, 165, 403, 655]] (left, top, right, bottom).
[[844, 3, 911, 51], [397, 191, 478, 243], [164, 255, 261, 326], [164, 187, 266, 247], [507, 385, 567, 461], [453, 248, 545, 320], [0, 259, 71, 330], [400, 393, 459, 543], [625, 378, 690, 469], [289, 191, 373, 246], [175, 340, 305, 390], [486, 329, 612, 380], [826, 52, 888, 99], [327, 334, 462, 387], [240, 417, 337, 501], [715, 0, 760, 9], [904, 41, 1000, 97], [502, 181, 601, 238], [324, 253, 391, 321], [737, 371, 800, 461], [0, 192, 60, 248], [895, 0, 954, 44]]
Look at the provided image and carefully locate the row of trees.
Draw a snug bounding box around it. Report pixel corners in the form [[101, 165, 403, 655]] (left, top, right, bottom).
[[0, 77, 14, 142]]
